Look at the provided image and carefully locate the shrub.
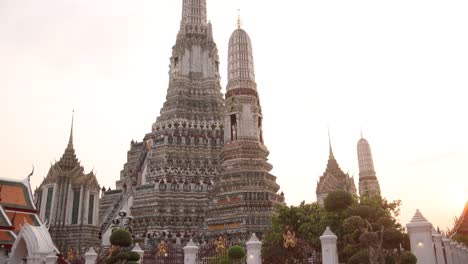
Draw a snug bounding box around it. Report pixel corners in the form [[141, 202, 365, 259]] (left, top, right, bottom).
[[324, 190, 354, 212], [228, 245, 245, 260], [110, 229, 132, 247], [347, 249, 369, 264], [127, 251, 141, 262], [399, 251, 417, 264]]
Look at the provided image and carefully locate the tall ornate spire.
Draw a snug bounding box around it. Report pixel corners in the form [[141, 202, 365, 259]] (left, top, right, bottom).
[[357, 134, 381, 196], [227, 23, 256, 91], [206, 23, 283, 238]]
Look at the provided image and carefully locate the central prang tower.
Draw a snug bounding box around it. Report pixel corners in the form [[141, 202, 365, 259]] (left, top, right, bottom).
[[205, 23, 284, 240], [124, 0, 225, 236]]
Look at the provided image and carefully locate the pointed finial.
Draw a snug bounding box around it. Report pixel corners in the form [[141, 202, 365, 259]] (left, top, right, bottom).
[[360, 129, 364, 139], [68, 110, 74, 146], [237, 9, 242, 29], [328, 126, 334, 156]]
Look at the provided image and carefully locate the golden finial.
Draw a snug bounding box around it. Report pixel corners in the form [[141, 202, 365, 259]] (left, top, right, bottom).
[[237, 9, 242, 29]]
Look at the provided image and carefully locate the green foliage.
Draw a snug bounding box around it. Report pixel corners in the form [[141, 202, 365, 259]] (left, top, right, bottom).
[[385, 255, 396, 264], [115, 252, 129, 261], [347, 249, 369, 264], [227, 245, 245, 260], [110, 229, 132, 247], [399, 251, 417, 264], [324, 190, 354, 212], [127, 262, 139, 264], [126, 251, 141, 262]]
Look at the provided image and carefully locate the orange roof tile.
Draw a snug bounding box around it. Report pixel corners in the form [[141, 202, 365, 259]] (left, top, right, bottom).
[[5, 211, 40, 232], [0, 179, 35, 210]]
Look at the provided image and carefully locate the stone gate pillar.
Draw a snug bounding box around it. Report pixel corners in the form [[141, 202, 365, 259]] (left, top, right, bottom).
[[246, 233, 262, 264], [84, 247, 98, 264], [183, 239, 198, 264], [132, 243, 144, 264], [442, 238, 454, 264], [432, 231, 446, 264], [320, 227, 338, 264], [406, 210, 436, 264]]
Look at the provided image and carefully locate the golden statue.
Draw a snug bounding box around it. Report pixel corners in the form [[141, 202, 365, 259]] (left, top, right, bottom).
[[66, 248, 75, 262], [215, 236, 227, 253], [283, 227, 297, 248], [158, 241, 168, 257]]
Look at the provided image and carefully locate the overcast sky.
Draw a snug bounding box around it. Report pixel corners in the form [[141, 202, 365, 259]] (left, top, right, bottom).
[[1, 0, 467, 231]]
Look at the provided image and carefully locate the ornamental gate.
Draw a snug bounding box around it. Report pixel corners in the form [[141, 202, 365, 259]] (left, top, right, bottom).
[[195, 238, 246, 264], [143, 241, 184, 264]]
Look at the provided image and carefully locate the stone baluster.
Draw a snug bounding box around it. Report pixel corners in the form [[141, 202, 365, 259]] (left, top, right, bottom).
[[132, 243, 144, 264], [450, 241, 460, 264], [406, 210, 436, 264], [320, 227, 338, 264], [84, 247, 98, 264], [463, 246, 468, 263], [246, 233, 262, 264], [183, 239, 199, 264], [45, 254, 58, 264], [455, 244, 463, 264], [442, 238, 454, 264], [432, 231, 446, 264]]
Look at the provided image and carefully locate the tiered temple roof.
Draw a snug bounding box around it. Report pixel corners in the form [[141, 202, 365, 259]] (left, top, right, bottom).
[[316, 143, 356, 205], [0, 176, 41, 250]]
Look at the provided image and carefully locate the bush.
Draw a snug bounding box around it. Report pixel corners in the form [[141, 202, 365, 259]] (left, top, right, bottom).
[[399, 251, 417, 264], [228, 245, 245, 260], [127, 262, 139, 264], [110, 229, 132, 247], [116, 252, 129, 261], [127, 251, 141, 262], [348, 249, 369, 264], [324, 190, 354, 212]]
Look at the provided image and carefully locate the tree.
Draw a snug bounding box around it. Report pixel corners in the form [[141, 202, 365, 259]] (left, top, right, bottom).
[[262, 192, 411, 264]]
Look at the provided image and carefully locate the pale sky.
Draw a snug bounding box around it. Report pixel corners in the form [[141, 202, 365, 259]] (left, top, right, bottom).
[[1, 0, 467, 232]]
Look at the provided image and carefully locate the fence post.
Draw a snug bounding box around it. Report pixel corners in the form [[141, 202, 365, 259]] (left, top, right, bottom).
[[320, 227, 338, 264], [132, 243, 144, 264], [406, 210, 436, 264], [433, 231, 446, 264], [442, 237, 454, 264], [246, 233, 262, 264], [45, 253, 58, 264], [84, 247, 98, 264], [183, 239, 198, 264]]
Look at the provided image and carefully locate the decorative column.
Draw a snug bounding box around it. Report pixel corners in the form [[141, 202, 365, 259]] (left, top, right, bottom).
[[183, 239, 198, 264], [320, 227, 338, 264], [432, 231, 446, 264], [132, 243, 144, 264], [84, 247, 98, 264], [246, 233, 262, 264], [45, 254, 58, 264], [442, 238, 454, 264], [406, 210, 436, 264]]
